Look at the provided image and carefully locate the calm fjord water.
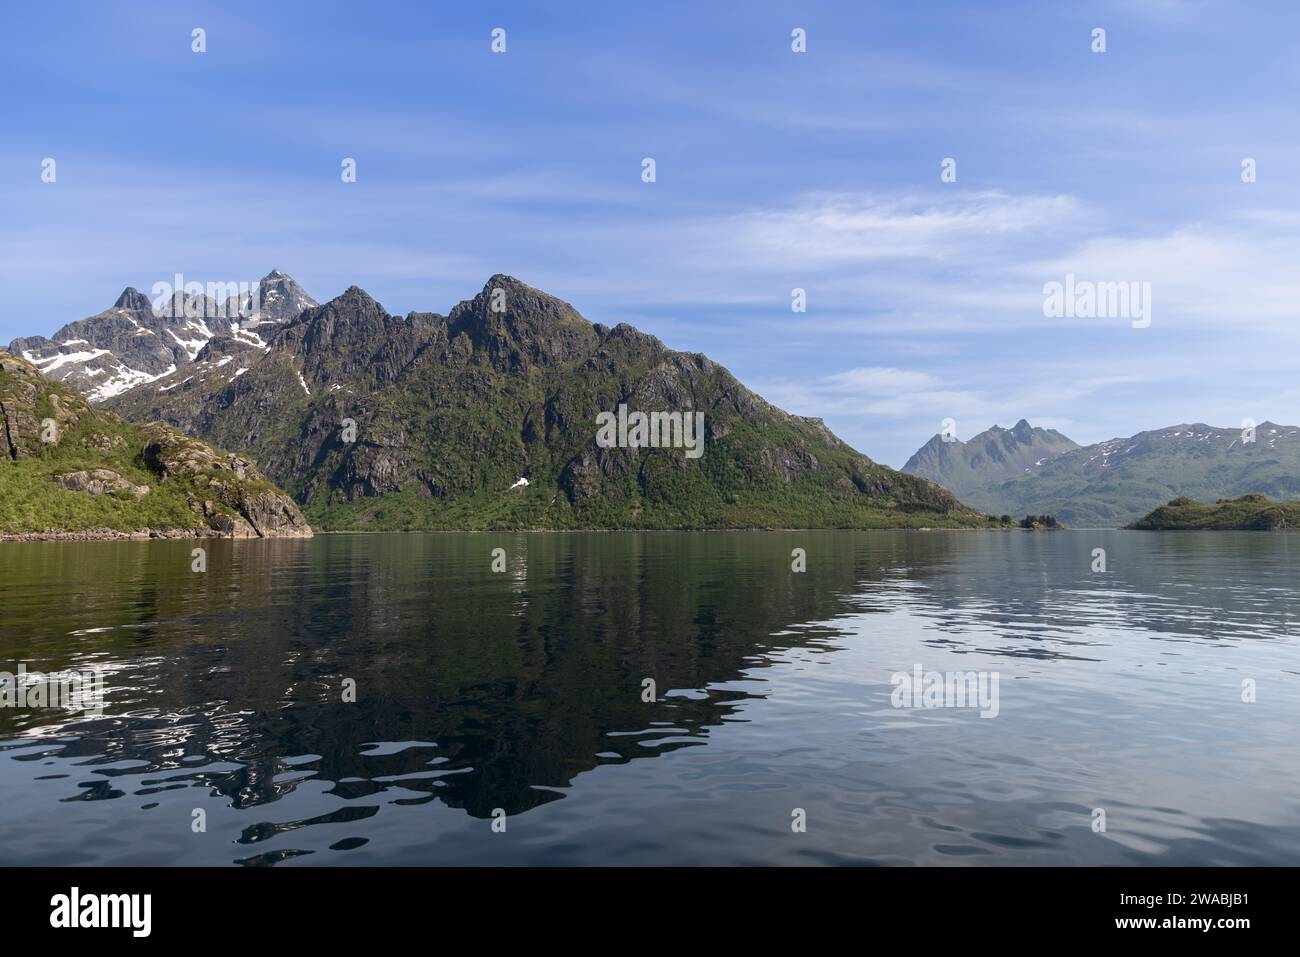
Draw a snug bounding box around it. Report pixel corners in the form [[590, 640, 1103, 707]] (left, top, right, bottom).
[[1, 530, 1298, 866]]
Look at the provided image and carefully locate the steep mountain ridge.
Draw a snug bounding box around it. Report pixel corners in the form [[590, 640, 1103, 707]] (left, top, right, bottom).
[[8, 270, 316, 402], [106, 275, 981, 530], [903, 419, 1079, 496]]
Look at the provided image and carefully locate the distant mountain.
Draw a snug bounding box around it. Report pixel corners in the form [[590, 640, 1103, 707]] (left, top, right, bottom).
[[903, 419, 1079, 498], [105, 275, 981, 530], [7, 270, 316, 402], [223, 269, 317, 325], [0, 348, 310, 539], [1129, 494, 1300, 530], [909, 422, 1300, 527]]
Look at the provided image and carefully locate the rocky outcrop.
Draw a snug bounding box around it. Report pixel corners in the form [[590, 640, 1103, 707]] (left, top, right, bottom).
[[51, 468, 150, 498], [0, 348, 311, 539], [138, 423, 312, 538]]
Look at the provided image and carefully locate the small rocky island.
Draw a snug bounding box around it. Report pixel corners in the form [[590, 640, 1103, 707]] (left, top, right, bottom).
[[1127, 494, 1300, 530], [0, 349, 311, 540]]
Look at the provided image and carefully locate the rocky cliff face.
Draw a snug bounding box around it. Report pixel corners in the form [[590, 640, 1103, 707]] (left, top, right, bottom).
[[105, 275, 978, 530], [7, 270, 316, 403], [0, 349, 311, 539]]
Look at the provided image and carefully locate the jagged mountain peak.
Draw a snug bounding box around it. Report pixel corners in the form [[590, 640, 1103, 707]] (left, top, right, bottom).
[[445, 275, 596, 371], [266, 283, 438, 389], [453, 275, 587, 325], [9, 273, 320, 405], [986, 419, 1043, 438], [481, 273, 545, 295], [603, 321, 665, 351], [335, 285, 381, 306], [255, 268, 310, 298], [234, 270, 317, 325], [290, 286, 389, 332], [291, 286, 389, 338], [903, 419, 1080, 497], [113, 287, 154, 313]]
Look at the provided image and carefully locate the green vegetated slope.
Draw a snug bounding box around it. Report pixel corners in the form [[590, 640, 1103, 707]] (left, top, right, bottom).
[[1, 349, 310, 537], [1128, 494, 1300, 530]]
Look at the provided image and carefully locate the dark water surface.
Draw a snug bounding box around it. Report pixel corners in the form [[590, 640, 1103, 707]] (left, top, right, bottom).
[[1, 530, 1298, 866]]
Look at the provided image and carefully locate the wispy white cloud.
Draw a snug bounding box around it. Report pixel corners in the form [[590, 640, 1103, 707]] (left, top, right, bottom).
[[1024, 215, 1300, 329], [820, 367, 940, 395], [728, 190, 1084, 266]]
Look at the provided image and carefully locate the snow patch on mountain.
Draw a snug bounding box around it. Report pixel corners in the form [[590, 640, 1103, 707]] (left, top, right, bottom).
[[7, 270, 317, 403]]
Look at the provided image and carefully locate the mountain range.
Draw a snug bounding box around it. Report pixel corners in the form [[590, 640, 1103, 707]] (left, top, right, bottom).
[[17, 269, 1295, 533], [64, 272, 981, 530], [7, 270, 316, 402], [904, 420, 1300, 527], [903, 419, 1079, 498]]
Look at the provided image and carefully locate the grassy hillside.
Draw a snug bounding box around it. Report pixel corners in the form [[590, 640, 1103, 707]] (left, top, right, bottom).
[[1128, 494, 1300, 530], [1, 349, 310, 538]]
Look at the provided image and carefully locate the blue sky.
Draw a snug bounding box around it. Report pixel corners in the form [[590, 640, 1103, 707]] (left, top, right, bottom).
[[3, 0, 1298, 465]]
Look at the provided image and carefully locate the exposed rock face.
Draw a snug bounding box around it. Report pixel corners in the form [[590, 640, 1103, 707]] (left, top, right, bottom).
[[105, 276, 976, 530], [137, 423, 313, 538], [0, 348, 311, 539], [7, 270, 316, 403], [51, 469, 150, 498], [230, 269, 317, 324], [448, 275, 600, 371], [273, 286, 442, 389]]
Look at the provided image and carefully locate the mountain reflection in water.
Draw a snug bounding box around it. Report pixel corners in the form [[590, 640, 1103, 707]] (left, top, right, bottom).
[[2, 531, 1298, 866]]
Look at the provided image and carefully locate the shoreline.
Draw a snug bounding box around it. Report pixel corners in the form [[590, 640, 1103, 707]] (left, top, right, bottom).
[[0, 527, 314, 543], [2, 524, 1068, 541]]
